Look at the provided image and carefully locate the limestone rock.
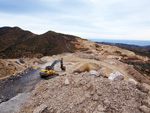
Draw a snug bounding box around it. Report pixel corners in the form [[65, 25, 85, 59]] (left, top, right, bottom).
[[114, 75, 124, 81], [59, 72, 67, 76], [142, 99, 150, 108], [136, 83, 149, 93], [139, 105, 150, 113], [108, 71, 124, 80], [97, 105, 106, 112], [33, 104, 47, 113], [142, 83, 150, 92], [89, 70, 99, 76], [128, 78, 137, 85], [64, 78, 70, 85], [92, 93, 99, 101]]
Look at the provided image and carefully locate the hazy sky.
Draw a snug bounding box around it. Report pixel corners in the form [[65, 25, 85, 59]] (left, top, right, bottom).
[[0, 0, 150, 40]]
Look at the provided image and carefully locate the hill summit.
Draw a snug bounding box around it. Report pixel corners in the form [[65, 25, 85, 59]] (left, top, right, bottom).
[[0, 27, 80, 58]]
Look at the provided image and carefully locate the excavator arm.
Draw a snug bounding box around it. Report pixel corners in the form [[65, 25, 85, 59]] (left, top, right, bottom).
[[46, 58, 66, 71], [40, 58, 66, 78]]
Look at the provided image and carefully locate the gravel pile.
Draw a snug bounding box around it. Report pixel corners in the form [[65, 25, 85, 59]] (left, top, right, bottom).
[[20, 72, 150, 113]]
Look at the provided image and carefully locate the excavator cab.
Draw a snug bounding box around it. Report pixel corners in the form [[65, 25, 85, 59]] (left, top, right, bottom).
[[40, 58, 66, 78]]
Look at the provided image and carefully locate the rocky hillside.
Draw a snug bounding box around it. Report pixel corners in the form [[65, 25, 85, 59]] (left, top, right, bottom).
[[0, 27, 35, 52], [96, 42, 150, 78], [0, 27, 80, 58]]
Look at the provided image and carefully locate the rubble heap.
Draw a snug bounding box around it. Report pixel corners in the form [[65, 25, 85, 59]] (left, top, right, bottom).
[[21, 72, 150, 113]]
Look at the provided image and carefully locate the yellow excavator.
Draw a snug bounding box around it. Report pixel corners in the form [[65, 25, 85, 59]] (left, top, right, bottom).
[[40, 58, 66, 78]]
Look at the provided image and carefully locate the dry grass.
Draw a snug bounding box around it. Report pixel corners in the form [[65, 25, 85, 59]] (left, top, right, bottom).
[[74, 63, 100, 73]]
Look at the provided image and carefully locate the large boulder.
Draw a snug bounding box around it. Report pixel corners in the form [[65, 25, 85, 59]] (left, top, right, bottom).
[[89, 70, 99, 77], [108, 71, 124, 80]]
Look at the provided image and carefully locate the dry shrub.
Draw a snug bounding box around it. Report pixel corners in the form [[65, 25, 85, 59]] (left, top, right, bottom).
[[74, 63, 100, 73]]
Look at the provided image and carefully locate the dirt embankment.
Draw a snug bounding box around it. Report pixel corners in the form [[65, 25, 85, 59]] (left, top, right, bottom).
[[0, 58, 45, 81]]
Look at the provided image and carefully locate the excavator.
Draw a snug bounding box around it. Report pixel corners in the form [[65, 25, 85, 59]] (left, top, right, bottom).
[[40, 58, 66, 78]]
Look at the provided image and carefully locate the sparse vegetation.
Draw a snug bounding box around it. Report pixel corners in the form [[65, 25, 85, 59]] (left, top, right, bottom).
[[118, 45, 150, 58], [0, 27, 78, 58]]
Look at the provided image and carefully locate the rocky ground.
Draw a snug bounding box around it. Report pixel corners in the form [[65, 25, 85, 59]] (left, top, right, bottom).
[[20, 73, 150, 113], [17, 53, 150, 113]]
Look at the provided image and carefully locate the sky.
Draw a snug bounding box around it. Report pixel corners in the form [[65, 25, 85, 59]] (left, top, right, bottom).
[[0, 0, 150, 40]]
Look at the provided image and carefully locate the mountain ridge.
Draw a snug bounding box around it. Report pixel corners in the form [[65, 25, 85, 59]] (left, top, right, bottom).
[[0, 26, 80, 58], [0, 26, 35, 52]]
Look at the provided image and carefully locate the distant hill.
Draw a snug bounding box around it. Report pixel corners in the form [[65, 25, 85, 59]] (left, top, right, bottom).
[[0, 27, 35, 52], [98, 42, 150, 50], [0, 27, 79, 58], [96, 42, 150, 58]]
